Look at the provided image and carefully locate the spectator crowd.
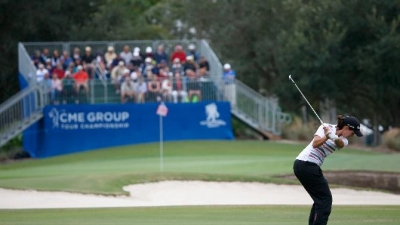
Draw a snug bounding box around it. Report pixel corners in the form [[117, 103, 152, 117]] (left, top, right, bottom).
[[30, 43, 220, 104]]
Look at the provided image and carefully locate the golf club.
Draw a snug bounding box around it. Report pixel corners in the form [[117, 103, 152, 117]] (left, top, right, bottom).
[[288, 75, 324, 125]]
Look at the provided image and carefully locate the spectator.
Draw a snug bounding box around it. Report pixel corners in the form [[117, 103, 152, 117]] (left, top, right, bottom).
[[223, 63, 236, 107], [135, 77, 147, 103], [171, 58, 183, 74], [120, 45, 133, 65], [81, 46, 95, 78], [51, 50, 61, 67], [170, 45, 187, 64], [154, 45, 168, 63], [185, 69, 201, 102], [111, 61, 126, 94], [141, 57, 154, 77], [131, 50, 143, 68], [104, 46, 117, 69], [172, 72, 188, 103], [183, 55, 198, 73], [199, 56, 210, 72], [43, 73, 52, 93], [40, 48, 50, 65], [31, 50, 41, 68], [111, 54, 123, 70], [154, 59, 171, 79], [133, 47, 141, 58], [130, 67, 142, 82], [161, 76, 173, 102], [61, 51, 73, 70], [147, 75, 161, 102], [72, 47, 81, 61], [73, 65, 89, 100], [187, 44, 199, 62], [36, 63, 49, 82], [45, 58, 53, 72], [94, 50, 107, 78], [144, 46, 154, 60], [52, 63, 65, 79], [50, 74, 62, 104], [61, 70, 76, 104], [120, 76, 136, 103]]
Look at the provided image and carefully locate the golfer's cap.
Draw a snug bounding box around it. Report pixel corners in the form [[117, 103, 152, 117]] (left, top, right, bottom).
[[145, 57, 152, 63], [223, 63, 231, 70], [343, 116, 363, 137], [107, 46, 114, 52], [118, 61, 125, 66], [188, 44, 195, 50], [146, 46, 152, 53]]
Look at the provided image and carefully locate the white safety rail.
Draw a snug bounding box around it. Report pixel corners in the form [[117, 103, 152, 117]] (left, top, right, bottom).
[[0, 85, 46, 147]]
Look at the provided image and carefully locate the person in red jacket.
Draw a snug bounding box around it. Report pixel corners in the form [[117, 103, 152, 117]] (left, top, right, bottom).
[[170, 45, 187, 64], [73, 65, 89, 99]]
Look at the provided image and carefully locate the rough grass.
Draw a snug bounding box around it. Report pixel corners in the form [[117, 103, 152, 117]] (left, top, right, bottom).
[[382, 128, 400, 152]]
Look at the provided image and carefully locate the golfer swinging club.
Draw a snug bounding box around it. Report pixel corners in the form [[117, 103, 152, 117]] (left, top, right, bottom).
[[293, 115, 363, 225]]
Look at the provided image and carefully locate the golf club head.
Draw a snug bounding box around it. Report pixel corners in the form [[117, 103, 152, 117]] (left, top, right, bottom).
[[288, 75, 294, 82]]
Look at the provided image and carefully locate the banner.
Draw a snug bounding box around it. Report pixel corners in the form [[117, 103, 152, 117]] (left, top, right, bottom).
[[23, 102, 234, 158]]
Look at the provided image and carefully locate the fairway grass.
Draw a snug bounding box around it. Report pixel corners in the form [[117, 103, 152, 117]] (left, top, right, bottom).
[[0, 140, 399, 195], [0, 205, 399, 225]]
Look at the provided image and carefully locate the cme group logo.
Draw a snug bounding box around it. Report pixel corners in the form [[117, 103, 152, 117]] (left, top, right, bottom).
[[48, 108, 130, 130], [200, 103, 226, 128]]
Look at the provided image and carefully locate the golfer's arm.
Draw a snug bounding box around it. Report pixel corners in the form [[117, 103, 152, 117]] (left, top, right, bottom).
[[312, 135, 328, 148], [334, 139, 344, 149]]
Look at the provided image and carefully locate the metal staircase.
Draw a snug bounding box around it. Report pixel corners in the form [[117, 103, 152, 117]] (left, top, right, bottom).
[[0, 43, 48, 147], [0, 85, 46, 147]]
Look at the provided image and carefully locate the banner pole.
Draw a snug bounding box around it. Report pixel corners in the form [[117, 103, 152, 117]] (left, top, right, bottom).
[[159, 114, 163, 172]]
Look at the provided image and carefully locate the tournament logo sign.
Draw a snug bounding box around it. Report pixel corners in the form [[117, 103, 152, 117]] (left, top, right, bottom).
[[47, 107, 130, 130], [200, 103, 227, 128]]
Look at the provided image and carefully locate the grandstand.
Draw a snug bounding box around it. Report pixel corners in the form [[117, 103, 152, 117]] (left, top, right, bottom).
[[0, 40, 291, 157]]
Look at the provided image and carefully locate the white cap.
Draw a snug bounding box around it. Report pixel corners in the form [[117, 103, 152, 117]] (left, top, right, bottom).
[[85, 46, 91, 51], [146, 46, 152, 53], [133, 51, 139, 57], [107, 46, 114, 52], [118, 61, 125, 66], [77, 65, 83, 70], [173, 58, 180, 63], [145, 57, 152, 63], [134, 47, 140, 52], [223, 63, 231, 70], [186, 55, 194, 61], [123, 68, 130, 74], [188, 44, 195, 50]]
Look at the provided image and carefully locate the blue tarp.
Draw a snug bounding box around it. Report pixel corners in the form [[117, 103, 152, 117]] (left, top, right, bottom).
[[23, 102, 234, 158]]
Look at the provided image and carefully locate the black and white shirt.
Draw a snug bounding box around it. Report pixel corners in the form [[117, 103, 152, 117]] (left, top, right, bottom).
[[296, 124, 349, 166]]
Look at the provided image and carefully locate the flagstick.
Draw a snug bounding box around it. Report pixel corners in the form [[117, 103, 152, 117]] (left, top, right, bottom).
[[159, 114, 163, 172]]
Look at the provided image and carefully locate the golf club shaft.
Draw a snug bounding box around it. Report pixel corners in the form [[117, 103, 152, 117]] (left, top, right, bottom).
[[289, 75, 324, 125]]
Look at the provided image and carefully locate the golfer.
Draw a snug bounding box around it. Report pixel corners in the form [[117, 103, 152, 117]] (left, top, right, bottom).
[[293, 115, 363, 225]]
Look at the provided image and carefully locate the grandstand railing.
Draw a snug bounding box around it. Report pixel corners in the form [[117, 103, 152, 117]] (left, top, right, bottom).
[[40, 78, 220, 104]]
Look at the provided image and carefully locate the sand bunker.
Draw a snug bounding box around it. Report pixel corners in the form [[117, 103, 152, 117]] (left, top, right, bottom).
[[1, 181, 400, 209]]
